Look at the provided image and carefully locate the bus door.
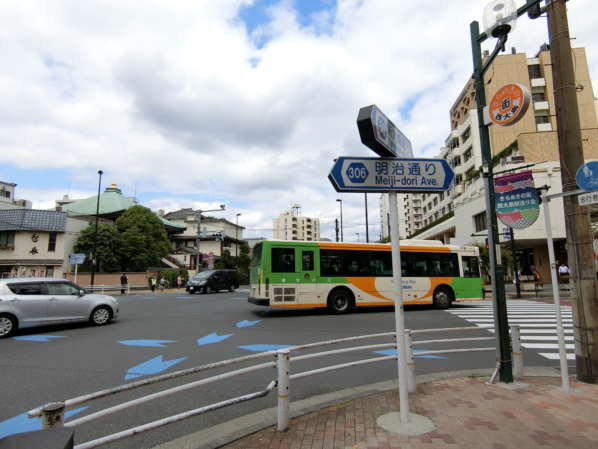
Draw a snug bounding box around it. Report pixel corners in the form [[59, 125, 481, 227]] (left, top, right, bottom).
[[299, 249, 317, 297]]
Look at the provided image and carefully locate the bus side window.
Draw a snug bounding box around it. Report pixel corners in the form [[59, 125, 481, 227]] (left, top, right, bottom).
[[272, 248, 296, 273], [462, 256, 480, 277], [302, 251, 314, 271]]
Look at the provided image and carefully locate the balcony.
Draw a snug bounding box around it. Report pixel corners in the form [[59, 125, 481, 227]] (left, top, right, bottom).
[[533, 101, 549, 111], [531, 78, 546, 88], [537, 123, 552, 132]]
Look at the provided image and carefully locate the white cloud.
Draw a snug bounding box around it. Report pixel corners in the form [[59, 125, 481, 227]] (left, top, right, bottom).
[[1, 0, 597, 241]]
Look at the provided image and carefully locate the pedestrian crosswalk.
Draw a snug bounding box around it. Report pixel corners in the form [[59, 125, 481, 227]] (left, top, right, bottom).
[[447, 300, 574, 361]]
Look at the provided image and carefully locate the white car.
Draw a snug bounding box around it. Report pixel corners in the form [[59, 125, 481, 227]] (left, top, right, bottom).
[[0, 278, 119, 338]]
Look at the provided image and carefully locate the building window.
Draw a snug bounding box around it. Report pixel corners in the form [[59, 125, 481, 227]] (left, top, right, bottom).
[[535, 115, 550, 124], [528, 64, 542, 79], [473, 212, 487, 232], [532, 92, 546, 101], [0, 231, 15, 249], [452, 156, 461, 167], [461, 127, 471, 143], [48, 232, 57, 252], [455, 175, 463, 185], [464, 147, 473, 161]]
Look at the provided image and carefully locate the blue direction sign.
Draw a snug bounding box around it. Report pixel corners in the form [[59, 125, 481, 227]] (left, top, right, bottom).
[[68, 253, 86, 265], [329, 157, 454, 193], [576, 161, 598, 191]]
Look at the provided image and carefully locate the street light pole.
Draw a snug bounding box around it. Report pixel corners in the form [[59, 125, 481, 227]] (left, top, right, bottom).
[[195, 205, 226, 272], [90, 170, 103, 287], [470, 22, 513, 383], [236, 213, 241, 267], [336, 199, 343, 242]]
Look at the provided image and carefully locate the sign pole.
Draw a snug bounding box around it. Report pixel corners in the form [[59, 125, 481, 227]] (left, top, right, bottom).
[[388, 192, 409, 422], [543, 195, 570, 390], [74, 263, 78, 284]]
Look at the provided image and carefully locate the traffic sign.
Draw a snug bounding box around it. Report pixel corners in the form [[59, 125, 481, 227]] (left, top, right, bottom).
[[356, 105, 413, 158], [576, 161, 598, 191], [329, 157, 454, 193], [579, 191, 598, 206], [68, 253, 86, 265]]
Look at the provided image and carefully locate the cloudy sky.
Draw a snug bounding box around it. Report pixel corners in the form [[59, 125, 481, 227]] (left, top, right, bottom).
[[1, 0, 596, 240]]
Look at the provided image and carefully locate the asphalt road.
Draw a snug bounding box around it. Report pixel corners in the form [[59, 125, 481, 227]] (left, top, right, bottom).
[[0, 289, 561, 448]]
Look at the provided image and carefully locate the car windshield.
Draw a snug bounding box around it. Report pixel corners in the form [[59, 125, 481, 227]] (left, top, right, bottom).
[[193, 270, 215, 280]]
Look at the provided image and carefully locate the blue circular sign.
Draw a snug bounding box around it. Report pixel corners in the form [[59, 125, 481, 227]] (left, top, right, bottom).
[[346, 162, 369, 184], [576, 161, 598, 191]]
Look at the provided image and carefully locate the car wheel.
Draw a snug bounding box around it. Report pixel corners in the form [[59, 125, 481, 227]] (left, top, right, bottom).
[[433, 287, 453, 309], [228, 284, 235, 292], [0, 314, 17, 338], [327, 289, 352, 314], [90, 306, 112, 326], [202, 286, 211, 294]]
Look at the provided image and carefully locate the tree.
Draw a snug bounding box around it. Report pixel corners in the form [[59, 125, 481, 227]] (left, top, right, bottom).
[[115, 206, 171, 272], [73, 223, 122, 272]]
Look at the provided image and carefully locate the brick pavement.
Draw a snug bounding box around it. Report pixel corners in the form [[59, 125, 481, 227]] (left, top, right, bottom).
[[221, 376, 598, 449]]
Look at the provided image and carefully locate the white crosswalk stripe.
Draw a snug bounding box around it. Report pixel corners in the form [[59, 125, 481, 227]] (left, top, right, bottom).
[[447, 300, 574, 361]]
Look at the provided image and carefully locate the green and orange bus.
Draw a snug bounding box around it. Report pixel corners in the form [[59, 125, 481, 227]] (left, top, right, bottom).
[[249, 239, 482, 313]]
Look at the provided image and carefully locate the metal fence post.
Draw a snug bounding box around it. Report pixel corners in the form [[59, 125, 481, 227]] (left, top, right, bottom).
[[41, 402, 66, 429], [276, 349, 290, 432], [404, 330, 416, 393], [511, 325, 524, 379]]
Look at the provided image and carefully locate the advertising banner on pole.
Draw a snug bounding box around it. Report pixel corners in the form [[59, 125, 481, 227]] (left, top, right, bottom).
[[494, 170, 539, 229]]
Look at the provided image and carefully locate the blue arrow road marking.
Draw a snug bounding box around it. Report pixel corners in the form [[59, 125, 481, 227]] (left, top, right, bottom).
[[12, 335, 65, 342], [118, 339, 177, 348], [0, 407, 88, 438], [235, 320, 261, 328], [197, 333, 234, 346], [239, 344, 294, 352], [125, 355, 187, 380], [374, 349, 447, 360]]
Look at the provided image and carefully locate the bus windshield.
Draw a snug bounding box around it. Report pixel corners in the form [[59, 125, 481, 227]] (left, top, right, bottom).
[[251, 242, 263, 266]]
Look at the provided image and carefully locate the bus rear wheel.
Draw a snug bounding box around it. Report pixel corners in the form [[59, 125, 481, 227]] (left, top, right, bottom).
[[327, 289, 353, 314], [433, 286, 453, 309]]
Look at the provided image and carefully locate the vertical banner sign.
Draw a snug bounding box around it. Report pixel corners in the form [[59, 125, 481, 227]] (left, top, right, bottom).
[[494, 171, 540, 229]]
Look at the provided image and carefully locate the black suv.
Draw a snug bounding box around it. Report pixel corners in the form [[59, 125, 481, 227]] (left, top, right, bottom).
[[187, 269, 240, 294]]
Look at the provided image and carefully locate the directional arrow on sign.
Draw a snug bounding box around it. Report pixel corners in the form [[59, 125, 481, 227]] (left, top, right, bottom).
[[329, 156, 454, 193], [196, 333, 234, 346], [118, 339, 176, 348], [124, 355, 187, 380]]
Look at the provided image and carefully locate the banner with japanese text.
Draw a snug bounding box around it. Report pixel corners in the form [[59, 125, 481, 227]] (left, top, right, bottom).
[[495, 170, 539, 229]]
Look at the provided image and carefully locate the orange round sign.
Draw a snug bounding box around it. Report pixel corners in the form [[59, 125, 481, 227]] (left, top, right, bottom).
[[488, 83, 530, 126]]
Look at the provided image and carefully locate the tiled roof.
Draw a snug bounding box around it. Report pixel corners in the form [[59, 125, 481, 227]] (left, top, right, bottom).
[[0, 209, 67, 232], [163, 208, 195, 220], [64, 187, 136, 216]]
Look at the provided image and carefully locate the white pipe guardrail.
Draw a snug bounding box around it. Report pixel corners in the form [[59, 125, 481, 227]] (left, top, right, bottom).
[[28, 325, 523, 448]]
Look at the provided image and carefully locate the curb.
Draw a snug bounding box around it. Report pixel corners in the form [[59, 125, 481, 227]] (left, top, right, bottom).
[[151, 366, 561, 449]]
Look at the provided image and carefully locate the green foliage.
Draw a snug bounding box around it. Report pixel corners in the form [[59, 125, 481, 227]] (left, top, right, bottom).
[[74, 205, 171, 273], [73, 223, 123, 272], [157, 268, 188, 287], [115, 206, 171, 272], [215, 249, 235, 269], [237, 243, 251, 283]]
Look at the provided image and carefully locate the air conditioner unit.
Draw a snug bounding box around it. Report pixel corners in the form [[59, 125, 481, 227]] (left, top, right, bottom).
[[507, 155, 525, 163]]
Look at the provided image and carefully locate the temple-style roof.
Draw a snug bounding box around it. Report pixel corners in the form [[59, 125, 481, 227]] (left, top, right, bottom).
[[64, 184, 136, 219]]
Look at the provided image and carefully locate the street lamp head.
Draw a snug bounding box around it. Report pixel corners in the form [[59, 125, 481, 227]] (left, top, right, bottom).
[[98, 170, 104, 175], [483, 0, 517, 38], [336, 199, 342, 203], [220, 204, 225, 210]]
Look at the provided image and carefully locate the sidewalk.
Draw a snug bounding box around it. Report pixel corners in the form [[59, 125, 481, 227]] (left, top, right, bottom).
[[219, 375, 598, 449]]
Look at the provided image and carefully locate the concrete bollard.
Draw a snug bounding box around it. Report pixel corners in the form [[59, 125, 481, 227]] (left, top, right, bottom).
[[511, 325, 524, 379], [276, 349, 290, 432], [41, 402, 66, 429], [404, 330, 416, 393]]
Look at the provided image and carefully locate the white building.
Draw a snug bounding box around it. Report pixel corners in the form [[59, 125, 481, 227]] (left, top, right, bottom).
[[273, 205, 320, 241], [379, 194, 409, 240], [400, 46, 598, 281], [0, 181, 31, 210]]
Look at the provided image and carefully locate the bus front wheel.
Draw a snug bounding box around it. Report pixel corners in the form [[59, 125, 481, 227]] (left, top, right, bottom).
[[327, 289, 353, 314], [433, 286, 453, 309]]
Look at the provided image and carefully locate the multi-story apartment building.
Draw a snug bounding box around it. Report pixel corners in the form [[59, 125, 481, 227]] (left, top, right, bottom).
[[273, 205, 320, 241], [400, 46, 598, 281], [379, 194, 409, 240], [0, 181, 31, 210]]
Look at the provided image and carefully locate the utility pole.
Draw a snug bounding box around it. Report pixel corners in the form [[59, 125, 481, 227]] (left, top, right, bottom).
[[546, 0, 598, 383]]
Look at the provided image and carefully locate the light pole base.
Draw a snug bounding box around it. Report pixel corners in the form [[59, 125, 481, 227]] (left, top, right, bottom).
[[376, 412, 435, 436]]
